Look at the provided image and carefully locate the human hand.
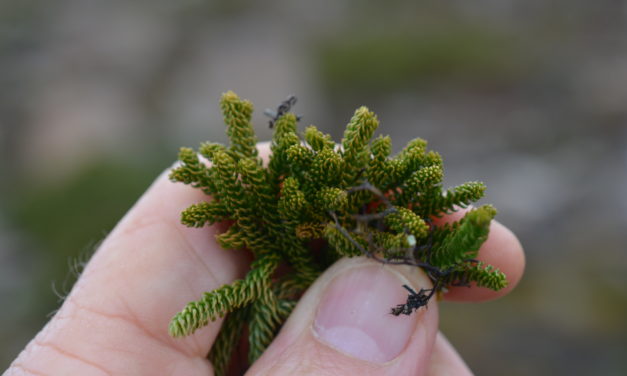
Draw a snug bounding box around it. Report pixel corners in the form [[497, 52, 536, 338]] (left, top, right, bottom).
[[5, 143, 524, 376]]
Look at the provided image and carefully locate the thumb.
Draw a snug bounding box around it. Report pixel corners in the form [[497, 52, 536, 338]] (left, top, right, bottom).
[[247, 257, 439, 376]]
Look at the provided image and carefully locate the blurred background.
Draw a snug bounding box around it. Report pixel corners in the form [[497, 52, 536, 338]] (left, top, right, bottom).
[[1, 0, 626, 374]]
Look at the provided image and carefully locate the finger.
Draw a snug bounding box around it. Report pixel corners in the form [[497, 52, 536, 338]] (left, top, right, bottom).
[[248, 257, 439, 376], [7, 143, 272, 375], [427, 332, 473, 376], [433, 210, 525, 302]]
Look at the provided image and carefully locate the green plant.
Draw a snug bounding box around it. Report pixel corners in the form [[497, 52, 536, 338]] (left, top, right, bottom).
[[168, 91, 507, 375]]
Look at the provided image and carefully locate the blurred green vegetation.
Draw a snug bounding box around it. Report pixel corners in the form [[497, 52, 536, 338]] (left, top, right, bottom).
[[3, 158, 166, 364], [318, 26, 531, 95]]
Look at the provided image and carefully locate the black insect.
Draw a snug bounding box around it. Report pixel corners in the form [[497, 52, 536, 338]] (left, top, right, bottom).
[[390, 284, 436, 316], [264, 95, 301, 128]]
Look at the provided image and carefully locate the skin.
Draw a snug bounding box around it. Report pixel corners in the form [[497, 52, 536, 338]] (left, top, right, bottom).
[[4, 143, 525, 376]]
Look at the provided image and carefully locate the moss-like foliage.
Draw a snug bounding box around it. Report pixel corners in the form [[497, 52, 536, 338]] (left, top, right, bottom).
[[168, 91, 507, 374]]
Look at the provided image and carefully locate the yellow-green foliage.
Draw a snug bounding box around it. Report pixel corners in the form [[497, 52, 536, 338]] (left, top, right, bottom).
[[169, 91, 507, 374]]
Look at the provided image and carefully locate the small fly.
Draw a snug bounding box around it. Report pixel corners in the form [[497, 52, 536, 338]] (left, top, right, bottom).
[[264, 95, 301, 128], [390, 284, 436, 316]]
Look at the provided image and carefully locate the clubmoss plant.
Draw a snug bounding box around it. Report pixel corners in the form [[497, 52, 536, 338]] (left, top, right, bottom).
[[168, 91, 507, 375]]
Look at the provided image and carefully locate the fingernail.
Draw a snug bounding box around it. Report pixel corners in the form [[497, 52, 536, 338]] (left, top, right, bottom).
[[313, 265, 419, 363]]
